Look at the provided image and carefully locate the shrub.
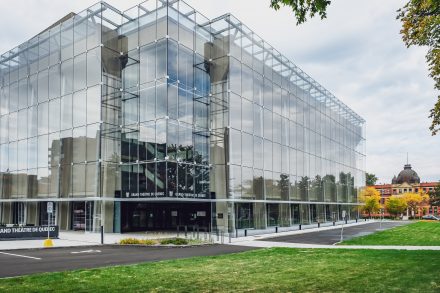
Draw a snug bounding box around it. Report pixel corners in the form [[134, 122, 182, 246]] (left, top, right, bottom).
[[119, 238, 157, 245], [159, 238, 189, 245]]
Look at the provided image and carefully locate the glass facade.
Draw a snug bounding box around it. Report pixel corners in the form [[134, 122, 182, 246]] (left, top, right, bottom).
[[0, 0, 365, 234]]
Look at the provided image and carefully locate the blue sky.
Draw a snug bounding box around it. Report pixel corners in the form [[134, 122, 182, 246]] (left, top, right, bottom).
[[1, 0, 439, 183]]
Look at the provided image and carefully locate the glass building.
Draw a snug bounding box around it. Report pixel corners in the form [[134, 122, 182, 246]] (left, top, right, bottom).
[[0, 0, 365, 234]]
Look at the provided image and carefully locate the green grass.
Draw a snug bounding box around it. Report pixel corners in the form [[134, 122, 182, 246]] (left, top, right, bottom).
[[341, 221, 440, 246], [1, 248, 440, 292]]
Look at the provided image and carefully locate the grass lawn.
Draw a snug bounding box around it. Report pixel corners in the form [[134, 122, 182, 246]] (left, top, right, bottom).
[[341, 221, 440, 246], [1, 248, 440, 292]]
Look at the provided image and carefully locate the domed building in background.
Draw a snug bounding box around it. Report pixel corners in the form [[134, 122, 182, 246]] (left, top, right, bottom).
[[372, 163, 439, 216], [391, 164, 420, 185]]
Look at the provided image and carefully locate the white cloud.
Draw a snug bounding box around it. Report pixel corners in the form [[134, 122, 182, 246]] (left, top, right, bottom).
[[1, 0, 439, 183]]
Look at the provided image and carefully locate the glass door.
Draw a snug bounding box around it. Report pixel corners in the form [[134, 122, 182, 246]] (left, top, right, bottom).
[[85, 201, 94, 232], [72, 202, 85, 230]]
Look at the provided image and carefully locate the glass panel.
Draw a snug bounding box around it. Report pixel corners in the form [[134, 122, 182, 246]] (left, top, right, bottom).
[[48, 98, 61, 133], [139, 43, 156, 84], [61, 94, 73, 130], [48, 65, 61, 99], [17, 110, 27, 140], [73, 90, 86, 127], [37, 102, 48, 135], [254, 136, 263, 170], [73, 53, 86, 91], [37, 70, 49, 103], [87, 86, 101, 124], [61, 59, 74, 95], [230, 129, 241, 165], [87, 48, 101, 87], [242, 132, 253, 167], [86, 124, 99, 162], [37, 134, 48, 168], [73, 126, 86, 163], [139, 82, 155, 122]]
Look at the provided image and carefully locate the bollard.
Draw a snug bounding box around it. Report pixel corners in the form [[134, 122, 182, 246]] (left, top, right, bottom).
[[185, 225, 188, 238], [100, 225, 104, 245], [318, 222, 320, 228], [365, 218, 367, 222], [333, 221, 335, 226], [275, 226, 278, 233], [356, 218, 358, 223], [345, 218, 348, 224], [299, 224, 302, 230], [244, 229, 247, 237]]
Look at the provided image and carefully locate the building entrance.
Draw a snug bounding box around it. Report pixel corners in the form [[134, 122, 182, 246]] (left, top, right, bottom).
[[71, 202, 95, 231], [120, 202, 211, 233]]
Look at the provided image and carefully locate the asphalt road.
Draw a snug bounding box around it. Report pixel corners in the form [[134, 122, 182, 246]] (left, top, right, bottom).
[[259, 221, 410, 245], [0, 244, 256, 278]]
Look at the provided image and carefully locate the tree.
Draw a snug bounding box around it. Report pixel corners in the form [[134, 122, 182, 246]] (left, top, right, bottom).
[[271, 1, 440, 135], [402, 192, 429, 218], [397, 1, 440, 135], [359, 187, 382, 218], [366, 173, 378, 186], [385, 196, 407, 219], [429, 182, 440, 206], [270, 0, 331, 25]]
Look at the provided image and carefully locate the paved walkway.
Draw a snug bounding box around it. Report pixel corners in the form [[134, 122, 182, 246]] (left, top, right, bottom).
[[229, 241, 440, 250], [227, 220, 440, 251], [0, 231, 186, 251], [256, 221, 408, 245]]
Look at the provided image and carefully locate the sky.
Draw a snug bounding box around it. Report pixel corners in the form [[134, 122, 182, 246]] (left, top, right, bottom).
[[0, 0, 439, 183]]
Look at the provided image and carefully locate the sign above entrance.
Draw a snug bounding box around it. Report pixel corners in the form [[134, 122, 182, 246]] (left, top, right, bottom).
[[122, 191, 208, 199]]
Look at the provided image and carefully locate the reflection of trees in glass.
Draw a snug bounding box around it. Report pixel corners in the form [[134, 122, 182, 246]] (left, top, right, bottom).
[[323, 174, 336, 202], [242, 178, 254, 198], [279, 174, 289, 200], [298, 176, 309, 200], [310, 175, 323, 201], [290, 179, 299, 199], [252, 176, 264, 199], [339, 172, 348, 201]]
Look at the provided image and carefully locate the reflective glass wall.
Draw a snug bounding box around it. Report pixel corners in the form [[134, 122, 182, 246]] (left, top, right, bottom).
[[207, 15, 366, 231], [0, 0, 365, 234], [0, 4, 105, 231]]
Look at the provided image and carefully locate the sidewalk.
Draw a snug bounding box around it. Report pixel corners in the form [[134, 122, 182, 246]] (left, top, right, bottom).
[[226, 220, 380, 244], [0, 231, 182, 251], [228, 240, 440, 251], [226, 220, 440, 250]]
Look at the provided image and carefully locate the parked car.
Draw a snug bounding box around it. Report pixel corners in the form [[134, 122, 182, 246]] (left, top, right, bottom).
[[421, 215, 440, 221]]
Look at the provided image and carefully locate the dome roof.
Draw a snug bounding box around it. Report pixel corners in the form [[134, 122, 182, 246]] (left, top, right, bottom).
[[392, 164, 420, 184]]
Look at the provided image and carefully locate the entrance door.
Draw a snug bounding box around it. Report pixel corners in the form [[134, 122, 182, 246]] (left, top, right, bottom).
[[72, 202, 86, 231], [12, 202, 26, 225], [236, 203, 254, 229], [120, 202, 211, 232], [85, 201, 94, 232], [72, 202, 95, 231]]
